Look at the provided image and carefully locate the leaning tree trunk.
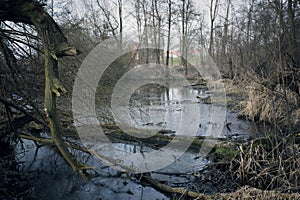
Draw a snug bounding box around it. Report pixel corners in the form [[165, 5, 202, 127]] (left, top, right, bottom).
[[0, 0, 88, 179]]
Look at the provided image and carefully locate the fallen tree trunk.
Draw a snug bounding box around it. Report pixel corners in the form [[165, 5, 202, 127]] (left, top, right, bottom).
[[142, 174, 300, 199], [0, 0, 87, 179]]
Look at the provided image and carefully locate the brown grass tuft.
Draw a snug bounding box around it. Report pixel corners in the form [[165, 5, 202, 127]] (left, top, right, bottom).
[[239, 82, 300, 131]]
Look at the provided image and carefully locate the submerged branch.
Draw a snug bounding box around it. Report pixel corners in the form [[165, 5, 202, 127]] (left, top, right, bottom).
[[142, 175, 209, 199]]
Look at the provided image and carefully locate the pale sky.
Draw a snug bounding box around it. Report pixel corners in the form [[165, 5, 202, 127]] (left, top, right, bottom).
[[52, 0, 245, 48]]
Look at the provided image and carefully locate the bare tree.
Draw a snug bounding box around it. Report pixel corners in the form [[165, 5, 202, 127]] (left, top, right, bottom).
[[208, 0, 219, 56], [118, 0, 123, 51], [151, 0, 162, 63], [166, 0, 172, 67], [179, 0, 196, 76]]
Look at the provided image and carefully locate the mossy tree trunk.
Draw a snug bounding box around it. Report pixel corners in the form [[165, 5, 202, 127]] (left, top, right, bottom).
[[0, 0, 87, 179]]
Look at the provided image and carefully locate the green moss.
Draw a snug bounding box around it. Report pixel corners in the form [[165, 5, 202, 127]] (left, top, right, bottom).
[[213, 145, 238, 160]]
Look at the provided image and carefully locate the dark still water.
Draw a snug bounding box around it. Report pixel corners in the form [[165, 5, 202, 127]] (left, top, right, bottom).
[[1, 85, 259, 199]]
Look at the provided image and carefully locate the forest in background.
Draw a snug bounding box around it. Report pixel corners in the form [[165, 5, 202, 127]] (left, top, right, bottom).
[[0, 0, 299, 199]]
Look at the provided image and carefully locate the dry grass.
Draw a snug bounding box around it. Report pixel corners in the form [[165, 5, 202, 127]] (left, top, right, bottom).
[[195, 133, 300, 198], [239, 82, 300, 131], [215, 186, 300, 199], [235, 135, 300, 192]]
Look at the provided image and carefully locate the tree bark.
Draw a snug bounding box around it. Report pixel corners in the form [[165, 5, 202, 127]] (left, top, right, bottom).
[[0, 0, 87, 179], [118, 0, 123, 52], [166, 0, 172, 67], [208, 0, 219, 56]]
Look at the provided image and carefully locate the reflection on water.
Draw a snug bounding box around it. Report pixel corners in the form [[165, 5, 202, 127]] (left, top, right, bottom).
[[129, 85, 199, 133], [128, 84, 256, 140], [13, 139, 208, 199], [129, 85, 225, 138], [2, 85, 260, 199], [14, 140, 168, 200]]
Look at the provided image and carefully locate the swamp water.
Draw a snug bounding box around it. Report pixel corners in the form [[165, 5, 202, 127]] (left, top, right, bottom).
[[1, 86, 260, 199]]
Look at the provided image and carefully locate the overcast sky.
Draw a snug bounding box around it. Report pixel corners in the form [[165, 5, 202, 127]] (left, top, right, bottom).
[[52, 0, 245, 49]]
